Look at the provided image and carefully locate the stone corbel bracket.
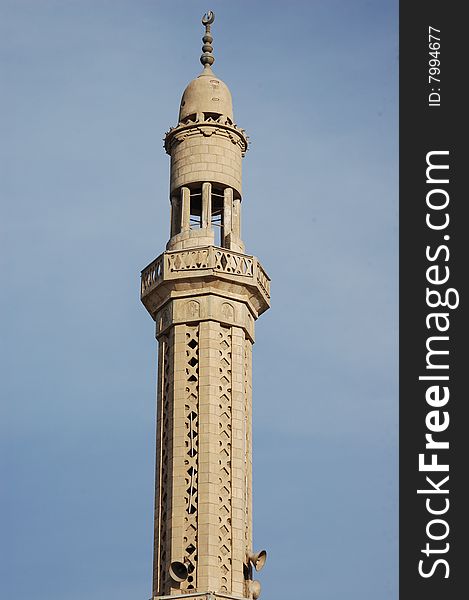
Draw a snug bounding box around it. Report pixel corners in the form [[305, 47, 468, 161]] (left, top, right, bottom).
[[165, 118, 249, 156], [141, 246, 270, 339]]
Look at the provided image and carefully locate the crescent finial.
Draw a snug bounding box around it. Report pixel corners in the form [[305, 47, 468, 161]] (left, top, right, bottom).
[[202, 11, 215, 26], [200, 11, 215, 68]]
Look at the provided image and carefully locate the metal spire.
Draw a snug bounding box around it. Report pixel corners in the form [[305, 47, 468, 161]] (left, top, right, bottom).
[[200, 11, 215, 69]]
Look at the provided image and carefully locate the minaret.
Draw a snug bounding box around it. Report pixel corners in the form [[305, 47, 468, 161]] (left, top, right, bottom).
[[140, 12, 270, 600]]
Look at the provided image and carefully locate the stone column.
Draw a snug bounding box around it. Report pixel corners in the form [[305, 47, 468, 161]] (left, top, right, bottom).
[[232, 198, 241, 239], [223, 187, 233, 247], [202, 182, 212, 230], [169, 197, 174, 238], [181, 187, 191, 232]]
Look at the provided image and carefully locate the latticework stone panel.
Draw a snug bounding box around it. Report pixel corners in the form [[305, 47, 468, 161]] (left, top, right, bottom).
[[182, 325, 200, 591], [218, 326, 233, 592], [243, 337, 253, 598], [154, 333, 174, 596]]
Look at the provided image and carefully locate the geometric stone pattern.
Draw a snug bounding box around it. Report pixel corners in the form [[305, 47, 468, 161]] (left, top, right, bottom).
[[141, 246, 270, 301], [168, 248, 253, 277], [183, 325, 200, 592], [218, 326, 233, 592], [150, 316, 257, 598], [151, 297, 256, 349], [154, 296, 256, 344], [243, 338, 253, 598], [153, 332, 174, 596]]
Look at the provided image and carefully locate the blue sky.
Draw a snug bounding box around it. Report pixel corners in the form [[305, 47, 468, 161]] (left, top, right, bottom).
[[0, 1, 397, 599]]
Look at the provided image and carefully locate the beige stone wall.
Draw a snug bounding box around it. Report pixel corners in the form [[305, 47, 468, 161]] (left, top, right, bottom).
[[169, 129, 243, 197], [141, 248, 271, 321], [243, 337, 253, 598], [153, 330, 174, 596], [152, 316, 254, 597], [166, 228, 215, 252]]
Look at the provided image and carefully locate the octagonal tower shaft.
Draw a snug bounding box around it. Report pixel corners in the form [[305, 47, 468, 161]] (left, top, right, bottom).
[[140, 13, 270, 600]]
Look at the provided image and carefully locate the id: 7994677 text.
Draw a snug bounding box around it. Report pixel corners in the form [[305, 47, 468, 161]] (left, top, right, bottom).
[[428, 26, 441, 107]]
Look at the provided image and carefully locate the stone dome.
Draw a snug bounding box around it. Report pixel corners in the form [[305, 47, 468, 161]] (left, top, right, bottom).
[[178, 67, 233, 122]]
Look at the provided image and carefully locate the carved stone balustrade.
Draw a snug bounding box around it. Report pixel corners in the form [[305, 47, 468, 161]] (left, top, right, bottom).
[[141, 246, 270, 334]]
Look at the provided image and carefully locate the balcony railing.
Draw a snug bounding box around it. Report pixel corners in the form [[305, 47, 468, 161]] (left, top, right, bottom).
[[141, 246, 270, 299]]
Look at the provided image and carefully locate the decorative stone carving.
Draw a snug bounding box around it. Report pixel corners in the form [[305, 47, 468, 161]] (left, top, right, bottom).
[[154, 334, 173, 595], [141, 247, 270, 322], [161, 307, 170, 328], [218, 326, 233, 592], [141, 253, 164, 296], [186, 300, 200, 319], [182, 325, 200, 591], [165, 118, 248, 156], [221, 302, 234, 321]]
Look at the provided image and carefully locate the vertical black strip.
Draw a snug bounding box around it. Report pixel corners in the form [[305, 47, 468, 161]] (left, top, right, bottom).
[[400, 3, 467, 598]]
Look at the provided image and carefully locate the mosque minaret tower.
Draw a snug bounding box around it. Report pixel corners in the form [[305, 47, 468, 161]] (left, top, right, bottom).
[[140, 12, 270, 600]]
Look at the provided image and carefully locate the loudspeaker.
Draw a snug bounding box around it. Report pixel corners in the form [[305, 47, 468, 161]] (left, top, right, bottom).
[[250, 579, 261, 599], [248, 550, 267, 572], [169, 561, 188, 582]]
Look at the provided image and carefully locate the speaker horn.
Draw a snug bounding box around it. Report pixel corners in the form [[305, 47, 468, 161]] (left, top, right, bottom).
[[250, 580, 262, 599], [248, 550, 267, 572], [169, 561, 188, 582]]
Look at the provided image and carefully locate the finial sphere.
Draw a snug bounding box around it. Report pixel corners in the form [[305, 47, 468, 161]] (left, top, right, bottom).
[[202, 11, 215, 26], [200, 11, 215, 68]]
